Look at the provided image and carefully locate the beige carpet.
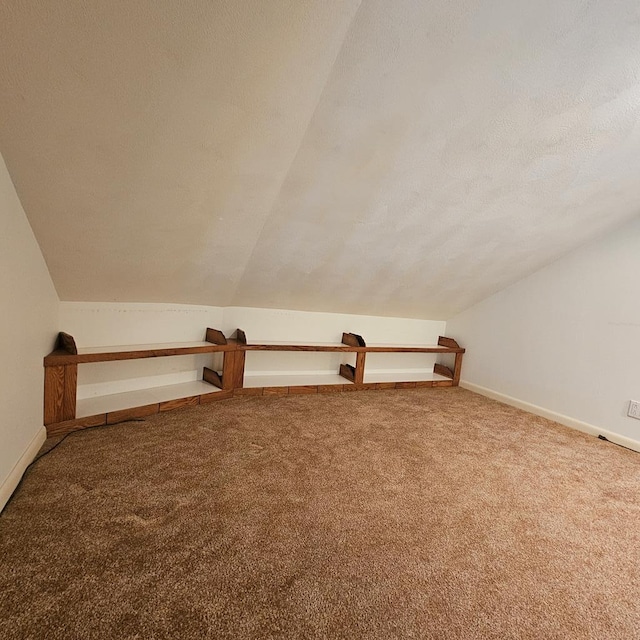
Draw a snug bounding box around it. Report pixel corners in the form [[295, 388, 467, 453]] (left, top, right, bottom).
[[1, 388, 640, 639]]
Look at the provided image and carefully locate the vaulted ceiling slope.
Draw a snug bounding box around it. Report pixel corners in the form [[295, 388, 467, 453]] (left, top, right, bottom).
[[1, 1, 640, 319]]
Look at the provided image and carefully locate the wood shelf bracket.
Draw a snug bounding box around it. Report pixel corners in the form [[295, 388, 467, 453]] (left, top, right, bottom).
[[205, 328, 227, 345], [203, 367, 224, 389]]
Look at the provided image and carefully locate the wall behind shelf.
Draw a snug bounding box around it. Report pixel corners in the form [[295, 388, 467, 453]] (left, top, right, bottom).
[[0, 152, 59, 511], [60, 303, 225, 398], [59, 303, 446, 396], [225, 306, 445, 375]]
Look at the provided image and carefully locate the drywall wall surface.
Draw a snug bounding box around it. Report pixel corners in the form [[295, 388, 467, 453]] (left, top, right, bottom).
[[447, 216, 640, 442], [3, 2, 640, 319], [222, 306, 444, 344], [0, 0, 363, 309], [0, 151, 58, 507], [60, 302, 224, 346]]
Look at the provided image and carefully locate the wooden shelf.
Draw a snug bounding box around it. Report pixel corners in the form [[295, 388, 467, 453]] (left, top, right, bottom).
[[43, 328, 465, 437], [43, 328, 230, 430], [46, 381, 232, 438], [363, 343, 463, 353], [238, 340, 463, 354], [45, 340, 232, 365], [44, 327, 230, 366], [76, 380, 222, 418], [241, 341, 355, 352]]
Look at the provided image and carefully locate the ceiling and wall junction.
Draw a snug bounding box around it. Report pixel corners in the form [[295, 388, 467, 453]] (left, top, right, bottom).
[[1, 0, 639, 319]]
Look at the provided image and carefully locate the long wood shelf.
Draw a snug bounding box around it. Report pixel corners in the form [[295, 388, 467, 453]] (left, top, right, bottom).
[[358, 344, 464, 353], [76, 380, 223, 418], [237, 337, 463, 354], [44, 328, 232, 365], [43, 327, 465, 437], [47, 382, 231, 438], [241, 342, 355, 352]]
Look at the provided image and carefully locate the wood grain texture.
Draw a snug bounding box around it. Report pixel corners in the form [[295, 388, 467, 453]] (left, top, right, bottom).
[[415, 380, 435, 388], [234, 388, 263, 396], [205, 328, 227, 345], [434, 363, 454, 379], [46, 414, 106, 438], [362, 345, 464, 353], [352, 333, 366, 347], [238, 342, 462, 354], [232, 351, 246, 388], [453, 352, 463, 386], [339, 363, 356, 382], [376, 382, 396, 390], [341, 332, 366, 347], [438, 336, 461, 349], [62, 364, 77, 421], [288, 386, 318, 395], [56, 332, 78, 355], [241, 344, 357, 352], [203, 367, 223, 389], [317, 385, 343, 393], [159, 396, 200, 412], [43, 366, 65, 425], [433, 380, 454, 388], [223, 350, 246, 390], [44, 342, 233, 366], [354, 352, 366, 384], [263, 387, 289, 395], [107, 404, 159, 424], [395, 382, 417, 389], [199, 390, 233, 404]]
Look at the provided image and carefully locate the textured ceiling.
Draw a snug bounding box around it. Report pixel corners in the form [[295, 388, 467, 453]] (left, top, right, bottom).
[[1, 0, 640, 319]]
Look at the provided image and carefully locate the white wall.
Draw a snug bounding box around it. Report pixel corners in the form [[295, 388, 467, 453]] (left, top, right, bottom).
[[60, 302, 446, 397], [0, 152, 59, 511], [447, 216, 640, 448], [59, 303, 224, 399]]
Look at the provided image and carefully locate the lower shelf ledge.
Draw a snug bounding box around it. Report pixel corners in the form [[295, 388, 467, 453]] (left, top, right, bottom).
[[233, 379, 454, 397], [76, 380, 223, 418], [46, 381, 230, 437], [45, 378, 455, 437]]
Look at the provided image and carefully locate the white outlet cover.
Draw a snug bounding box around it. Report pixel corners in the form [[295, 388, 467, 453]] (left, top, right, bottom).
[[628, 401, 640, 420]]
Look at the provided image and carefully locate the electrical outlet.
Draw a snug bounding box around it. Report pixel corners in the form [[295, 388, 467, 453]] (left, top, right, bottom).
[[628, 401, 640, 420]]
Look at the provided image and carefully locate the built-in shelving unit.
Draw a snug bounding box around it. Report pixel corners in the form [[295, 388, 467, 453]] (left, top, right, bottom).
[[43, 328, 464, 437], [43, 329, 233, 436]]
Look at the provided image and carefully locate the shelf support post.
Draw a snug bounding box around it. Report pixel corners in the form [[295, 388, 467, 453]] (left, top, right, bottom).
[[354, 352, 366, 385], [452, 352, 463, 386], [44, 363, 77, 425], [223, 349, 246, 390]]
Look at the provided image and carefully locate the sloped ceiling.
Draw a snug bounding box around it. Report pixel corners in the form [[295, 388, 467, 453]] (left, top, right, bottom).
[[1, 0, 640, 319]]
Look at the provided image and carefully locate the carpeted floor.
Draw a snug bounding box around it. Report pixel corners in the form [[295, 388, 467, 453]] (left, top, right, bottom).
[[1, 388, 640, 639]]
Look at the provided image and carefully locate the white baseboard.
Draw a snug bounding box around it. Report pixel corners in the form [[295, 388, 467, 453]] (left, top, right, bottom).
[[0, 427, 47, 514], [460, 380, 640, 454]]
